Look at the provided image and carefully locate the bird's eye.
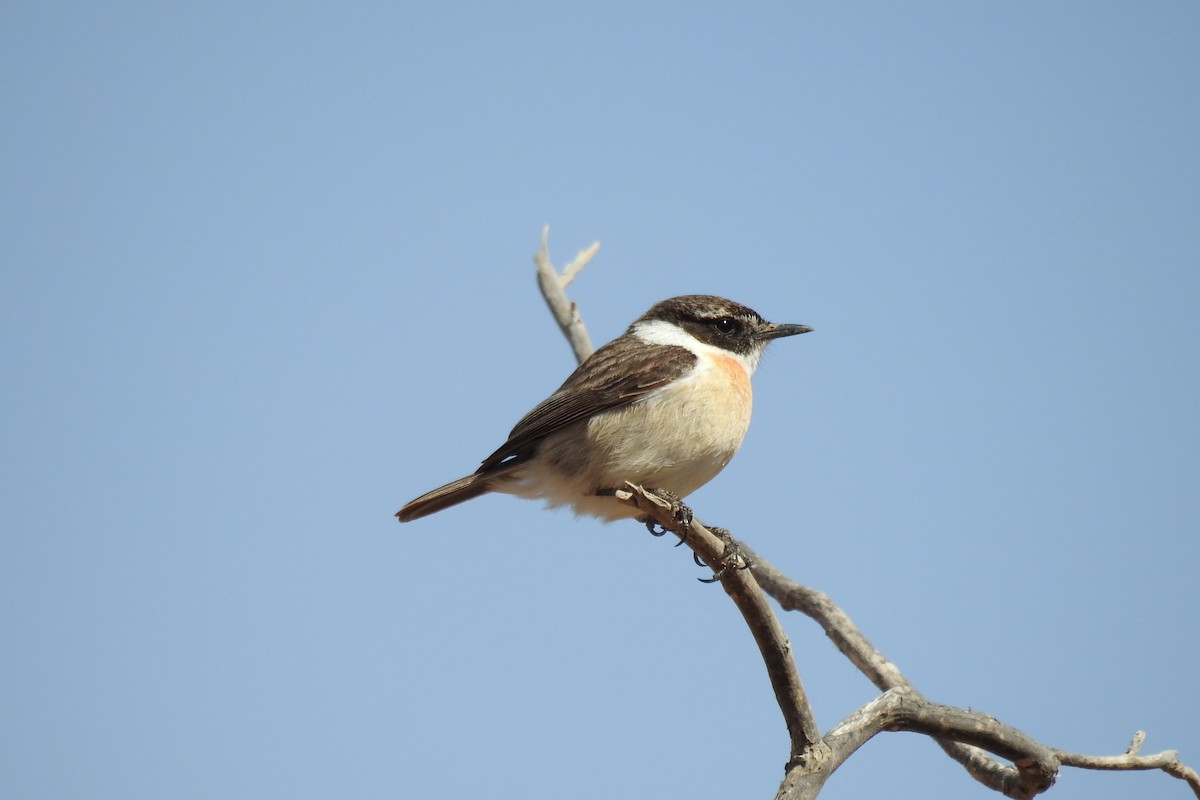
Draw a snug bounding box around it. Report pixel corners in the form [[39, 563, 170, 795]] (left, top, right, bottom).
[[713, 317, 737, 334]]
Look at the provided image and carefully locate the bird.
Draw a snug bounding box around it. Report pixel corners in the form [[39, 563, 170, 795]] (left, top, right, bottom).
[[396, 294, 812, 523]]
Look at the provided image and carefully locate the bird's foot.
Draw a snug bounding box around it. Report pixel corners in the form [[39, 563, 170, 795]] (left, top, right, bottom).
[[694, 526, 750, 584], [641, 488, 693, 545]]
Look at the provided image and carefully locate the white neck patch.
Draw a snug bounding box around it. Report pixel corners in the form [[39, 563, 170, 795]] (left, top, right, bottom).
[[632, 319, 763, 375]]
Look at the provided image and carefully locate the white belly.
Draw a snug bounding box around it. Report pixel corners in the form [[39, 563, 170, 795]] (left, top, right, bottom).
[[499, 355, 754, 520]]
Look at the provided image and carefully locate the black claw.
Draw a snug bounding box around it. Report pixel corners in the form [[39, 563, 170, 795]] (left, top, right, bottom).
[[644, 519, 668, 537], [694, 525, 747, 584], [633, 488, 737, 583], [638, 487, 695, 546]]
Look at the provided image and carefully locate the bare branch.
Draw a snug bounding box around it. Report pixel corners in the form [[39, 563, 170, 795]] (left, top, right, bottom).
[[532, 225, 596, 363], [745, 542, 1037, 793], [1059, 746, 1178, 770], [1058, 740, 1200, 798], [616, 484, 825, 768], [743, 543, 906, 690], [560, 241, 599, 287], [525, 230, 1196, 799], [777, 688, 1061, 800], [743, 536, 1200, 798], [1165, 761, 1200, 798]]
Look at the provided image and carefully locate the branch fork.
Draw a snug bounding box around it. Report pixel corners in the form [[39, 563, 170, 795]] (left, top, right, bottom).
[[527, 230, 1197, 799]]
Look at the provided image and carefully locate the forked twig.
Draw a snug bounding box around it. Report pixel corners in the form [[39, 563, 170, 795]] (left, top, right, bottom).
[[527, 231, 1196, 799]]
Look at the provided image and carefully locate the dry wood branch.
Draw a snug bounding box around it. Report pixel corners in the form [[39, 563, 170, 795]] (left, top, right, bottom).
[[745, 545, 1028, 792], [532, 225, 596, 363], [1057, 742, 1200, 798], [526, 231, 1196, 799], [743, 543, 906, 690], [746, 543, 1200, 798], [777, 687, 1059, 800], [616, 483, 824, 768]]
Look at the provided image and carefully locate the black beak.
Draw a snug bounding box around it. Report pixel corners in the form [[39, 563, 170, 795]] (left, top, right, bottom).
[[758, 322, 813, 340]]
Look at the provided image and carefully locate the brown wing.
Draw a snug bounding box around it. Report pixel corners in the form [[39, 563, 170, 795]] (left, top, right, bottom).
[[476, 338, 696, 473]]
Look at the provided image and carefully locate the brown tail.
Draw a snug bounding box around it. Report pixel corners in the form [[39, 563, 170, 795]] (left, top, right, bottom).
[[396, 473, 494, 522]]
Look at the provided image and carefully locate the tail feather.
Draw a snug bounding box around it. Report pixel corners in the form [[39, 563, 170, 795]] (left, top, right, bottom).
[[396, 474, 493, 522]]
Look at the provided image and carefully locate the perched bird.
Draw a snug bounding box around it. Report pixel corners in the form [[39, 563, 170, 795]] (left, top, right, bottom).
[[397, 295, 811, 523]]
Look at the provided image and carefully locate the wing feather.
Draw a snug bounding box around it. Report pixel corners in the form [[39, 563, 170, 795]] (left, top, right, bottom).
[[477, 339, 695, 472]]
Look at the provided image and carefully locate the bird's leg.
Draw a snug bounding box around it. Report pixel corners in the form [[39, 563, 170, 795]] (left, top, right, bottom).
[[595, 485, 671, 537], [695, 526, 750, 584], [596, 485, 692, 544], [643, 488, 693, 545]]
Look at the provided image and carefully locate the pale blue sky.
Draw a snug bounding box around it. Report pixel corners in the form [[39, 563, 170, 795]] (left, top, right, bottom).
[[2, 3, 1198, 799]]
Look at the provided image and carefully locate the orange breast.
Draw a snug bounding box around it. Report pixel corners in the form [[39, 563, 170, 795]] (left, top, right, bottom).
[[711, 352, 753, 410]]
